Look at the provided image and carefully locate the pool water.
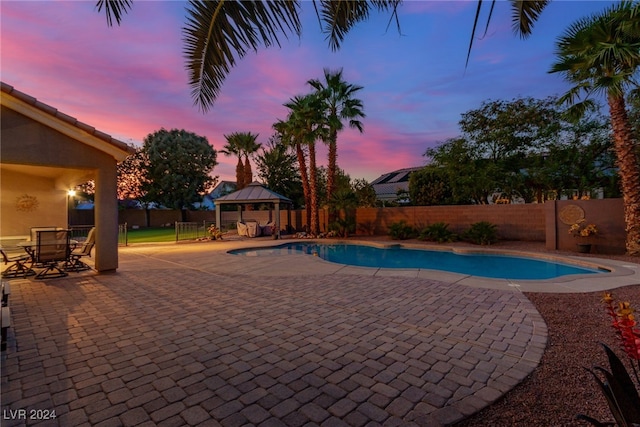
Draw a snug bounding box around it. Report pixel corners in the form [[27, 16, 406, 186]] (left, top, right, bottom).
[[230, 243, 605, 280]]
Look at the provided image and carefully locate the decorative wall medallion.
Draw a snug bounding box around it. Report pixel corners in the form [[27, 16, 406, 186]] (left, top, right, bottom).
[[559, 204, 585, 225], [15, 194, 39, 212]]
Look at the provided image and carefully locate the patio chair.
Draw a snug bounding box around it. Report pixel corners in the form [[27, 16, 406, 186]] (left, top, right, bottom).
[[33, 229, 70, 279], [237, 221, 248, 237], [29, 226, 58, 242], [1, 248, 34, 279], [246, 221, 261, 237], [66, 227, 95, 272], [261, 221, 276, 236]]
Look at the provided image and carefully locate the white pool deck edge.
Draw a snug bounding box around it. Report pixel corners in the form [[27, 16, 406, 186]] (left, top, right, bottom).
[[151, 238, 640, 294]]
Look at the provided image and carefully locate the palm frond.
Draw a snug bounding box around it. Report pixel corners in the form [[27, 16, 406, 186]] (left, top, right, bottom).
[[314, 0, 401, 51], [467, 0, 548, 66], [95, 0, 132, 27], [510, 0, 550, 39], [562, 100, 597, 122], [183, 0, 301, 112], [466, 0, 486, 68]]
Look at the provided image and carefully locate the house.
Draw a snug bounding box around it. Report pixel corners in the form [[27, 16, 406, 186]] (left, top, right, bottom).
[[1, 82, 134, 272], [193, 180, 237, 210], [371, 167, 423, 204]]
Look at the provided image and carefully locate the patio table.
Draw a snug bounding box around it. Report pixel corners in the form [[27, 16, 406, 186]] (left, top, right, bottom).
[[18, 239, 78, 277]]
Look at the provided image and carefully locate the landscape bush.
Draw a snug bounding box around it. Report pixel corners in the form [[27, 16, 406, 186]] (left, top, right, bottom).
[[388, 220, 416, 240], [419, 222, 457, 243], [463, 221, 498, 245]]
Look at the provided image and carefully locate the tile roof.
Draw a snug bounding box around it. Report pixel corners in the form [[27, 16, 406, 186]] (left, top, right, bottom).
[[1, 81, 134, 156]]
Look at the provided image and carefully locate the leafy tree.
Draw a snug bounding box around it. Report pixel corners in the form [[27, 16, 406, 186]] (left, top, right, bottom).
[[408, 166, 458, 206], [352, 178, 377, 207], [117, 145, 152, 207], [307, 68, 365, 202], [538, 114, 618, 199], [142, 128, 217, 219], [425, 97, 573, 204], [458, 97, 560, 162], [98, 0, 550, 111], [550, 1, 640, 255], [426, 136, 501, 204], [255, 135, 304, 208]]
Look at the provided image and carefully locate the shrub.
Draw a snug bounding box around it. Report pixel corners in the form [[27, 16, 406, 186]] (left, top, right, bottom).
[[329, 217, 356, 238], [463, 221, 498, 245], [357, 220, 376, 236], [207, 225, 223, 240], [577, 293, 640, 426], [419, 222, 457, 243], [388, 221, 416, 240]]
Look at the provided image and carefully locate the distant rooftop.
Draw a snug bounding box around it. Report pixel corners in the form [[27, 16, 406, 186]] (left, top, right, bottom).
[[371, 167, 423, 202]]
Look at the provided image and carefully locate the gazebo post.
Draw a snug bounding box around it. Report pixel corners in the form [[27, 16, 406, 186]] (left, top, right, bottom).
[[215, 203, 222, 230], [275, 202, 281, 239]]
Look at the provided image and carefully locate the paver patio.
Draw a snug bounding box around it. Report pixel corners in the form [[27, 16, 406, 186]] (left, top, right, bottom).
[[2, 240, 553, 426]]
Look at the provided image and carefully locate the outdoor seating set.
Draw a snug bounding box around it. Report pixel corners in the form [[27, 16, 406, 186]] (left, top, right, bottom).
[[236, 220, 276, 238], [1, 227, 95, 280]]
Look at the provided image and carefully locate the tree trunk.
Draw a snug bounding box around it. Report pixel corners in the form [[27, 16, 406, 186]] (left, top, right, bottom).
[[308, 141, 320, 236], [236, 157, 245, 190], [326, 131, 338, 226], [608, 94, 640, 255], [244, 156, 253, 186], [327, 130, 338, 201], [295, 143, 311, 232]]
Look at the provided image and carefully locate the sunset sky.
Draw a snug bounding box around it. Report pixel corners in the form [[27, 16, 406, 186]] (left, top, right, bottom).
[[1, 1, 616, 183]]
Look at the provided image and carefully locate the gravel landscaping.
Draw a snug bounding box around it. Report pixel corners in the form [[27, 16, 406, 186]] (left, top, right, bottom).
[[452, 241, 640, 427]]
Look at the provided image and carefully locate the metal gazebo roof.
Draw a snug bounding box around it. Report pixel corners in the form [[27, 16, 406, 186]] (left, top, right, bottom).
[[214, 181, 292, 205]]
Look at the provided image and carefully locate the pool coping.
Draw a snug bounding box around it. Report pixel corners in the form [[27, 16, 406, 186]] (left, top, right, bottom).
[[227, 238, 640, 293]]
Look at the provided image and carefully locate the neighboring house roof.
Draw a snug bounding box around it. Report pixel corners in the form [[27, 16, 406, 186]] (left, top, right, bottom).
[[215, 181, 292, 205], [1, 81, 134, 161], [209, 181, 237, 199], [371, 166, 423, 201], [193, 181, 238, 210]]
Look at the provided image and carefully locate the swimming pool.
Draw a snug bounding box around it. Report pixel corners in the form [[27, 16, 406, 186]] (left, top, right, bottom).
[[230, 242, 606, 280]]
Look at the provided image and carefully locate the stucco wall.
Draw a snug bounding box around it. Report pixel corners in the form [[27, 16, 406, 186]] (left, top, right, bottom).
[[0, 168, 67, 238], [546, 199, 625, 254]]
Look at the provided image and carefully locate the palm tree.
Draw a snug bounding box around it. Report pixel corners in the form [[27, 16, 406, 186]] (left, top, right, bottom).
[[97, 0, 550, 111], [237, 132, 262, 185], [274, 118, 311, 230], [221, 132, 245, 189], [281, 94, 326, 235], [550, 1, 640, 255], [222, 131, 261, 189], [307, 68, 365, 203]]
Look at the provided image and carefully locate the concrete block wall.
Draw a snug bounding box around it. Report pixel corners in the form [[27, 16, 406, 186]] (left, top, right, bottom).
[[355, 204, 546, 241]]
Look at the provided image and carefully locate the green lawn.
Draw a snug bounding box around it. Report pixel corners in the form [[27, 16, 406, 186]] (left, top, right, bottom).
[[124, 227, 176, 243]]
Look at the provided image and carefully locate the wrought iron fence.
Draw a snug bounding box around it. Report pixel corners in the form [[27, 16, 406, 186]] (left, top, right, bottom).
[[69, 225, 93, 242], [175, 221, 215, 242], [118, 223, 128, 246]]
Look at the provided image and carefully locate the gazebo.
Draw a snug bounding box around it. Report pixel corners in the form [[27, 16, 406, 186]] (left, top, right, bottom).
[[214, 182, 292, 239]]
